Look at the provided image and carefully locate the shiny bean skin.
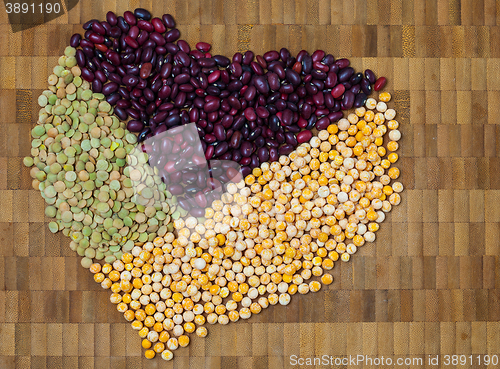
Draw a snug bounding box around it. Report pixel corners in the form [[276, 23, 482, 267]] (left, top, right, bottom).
[[374, 77, 387, 91]]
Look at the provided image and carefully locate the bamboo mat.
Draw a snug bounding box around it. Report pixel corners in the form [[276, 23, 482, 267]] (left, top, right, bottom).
[[1, 0, 500, 368]]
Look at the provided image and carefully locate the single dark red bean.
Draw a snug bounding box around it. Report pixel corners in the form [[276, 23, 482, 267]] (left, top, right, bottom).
[[312, 92, 324, 106], [70, 33, 81, 47], [243, 86, 256, 101], [124, 36, 139, 48], [165, 28, 180, 42], [195, 42, 211, 53], [76, 50, 86, 67], [256, 55, 267, 69], [240, 141, 254, 157], [127, 120, 145, 132], [214, 142, 229, 157], [302, 55, 312, 74], [335, 58, 350, 69], [213, 125, 227, 141], [350, 72, 363, 85], [94, 70, 107, 83], [92, 21, 106, 35], [328, 111, 343, 122], [331, 84, 345, 99], [117, 16, 130, 32], [296, 130, 313, 144], [281, 109, 293, 126], [82, 19, 96, 30], [244, 107, 257, 121], [250, 61, 264, 75], [263, 50, 279, 62], [278, 144, 294, 155], [256, 106, 269, 118], [338, 67, 354, 83], [165, 114, 181, 127], [88, 32, 105, 44], [162, 14, 175, 28], [273, 64, 286, 79], [198, 58, 216, 68], [311, 50, 325, 63], [313, 61, 329, 72], [285, 68, 301, 86], [137, 20, 154, 33], [204, 99, 220, 113], [354, 93, 368, 108], [106, 11, 118, 26], [364, 69, 376, 84], [92, 79, 102, 93], [80, 67, 94, 82], [177, 51, 191, 67], [149, 17, 165, 33], [174, 73, 190, 84], [128, 26, 141, 39], [134, 8, 151, 20], [341, 91, 355, 110], [123, 11, 136, 25], [350, 84, 361, 95], [360, 78, 372, 95], [139, 63, 152, 79], [374, 77, 387, 91], [316, 117, 330, 130]]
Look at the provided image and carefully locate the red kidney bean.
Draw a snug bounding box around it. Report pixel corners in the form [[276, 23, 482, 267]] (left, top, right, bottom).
[[106, 11, 117, 26], [313, 61, 329, 72], [349, 72, 363, 85], [124, 36, 139, 48], [350, 84, 361, 95], [311, 50, 325, 63], [162, 13, 175, 28], [92, 78, 103, 93], [204, 99, 220, 113], [139, 63, 152, 79], [80, 67, 94, 82], [117, 16, 130, 32], [213, 125, 226, 141], [364, 69, 376, 84], [312, 92, 324, 106], [83, 19, 96, 30], [149, 32, 165, 46], [214, 141, 229, 157], [70, 33, 82, 47], [196, 42, 211, 53], [360, 78, 372, 95], [134, 8, 151, 20], [281, 109, 293, 126], [354, 92, 368, 108], [284, 132, 297, 146], [92, 21, 106, 36], [88, 32, 105, 44], [165, 28, 180, 42], [316, 116, 330, 130], [148, 17, 165, 33], [243, 86, 256, 101], [240, 141, 254, 157], [335, 58, 350, 69], [341, 91, 355, 110], [374, 77, 387, 91], [137, 20, 154, 32], [127, 120, 145, 132], [128, 26, 141, 39], [123, 11, 136, 26], [76, 50, 86, 67], [302, 55, 312, 74], [331, 84, 345, 99], [296, 130, 312, 144], [338, 67, 354, 83]]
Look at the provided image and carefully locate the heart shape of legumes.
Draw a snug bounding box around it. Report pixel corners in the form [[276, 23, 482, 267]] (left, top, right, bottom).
[[24, 8, 403, 361]]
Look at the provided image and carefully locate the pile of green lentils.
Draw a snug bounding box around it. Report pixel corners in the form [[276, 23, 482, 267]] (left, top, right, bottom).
[[23, 47, 189, 268]]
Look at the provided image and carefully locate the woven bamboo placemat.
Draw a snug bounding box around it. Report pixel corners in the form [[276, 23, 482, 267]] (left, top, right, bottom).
[[1, 0, 500, 368]]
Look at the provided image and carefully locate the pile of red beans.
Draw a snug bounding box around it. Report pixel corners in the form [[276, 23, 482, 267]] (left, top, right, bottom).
[[71, 8, 386, 177]]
